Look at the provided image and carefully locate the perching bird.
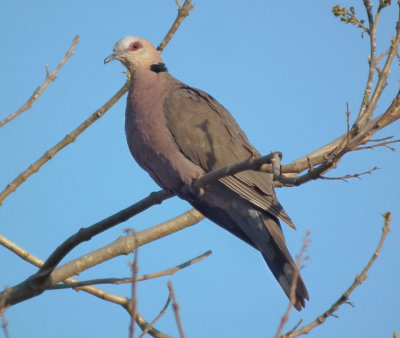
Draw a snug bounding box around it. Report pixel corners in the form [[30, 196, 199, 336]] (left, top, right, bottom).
[[105, 36, 309, 310]]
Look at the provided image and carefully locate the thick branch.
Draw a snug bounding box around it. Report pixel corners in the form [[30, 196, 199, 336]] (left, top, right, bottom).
[[0, 234, 170, 338], [36, 190, 172, 280], [0, 208, 204, 308]]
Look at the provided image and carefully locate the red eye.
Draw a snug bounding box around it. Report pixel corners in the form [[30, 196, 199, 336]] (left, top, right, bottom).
[[129, 41, 142, 51]]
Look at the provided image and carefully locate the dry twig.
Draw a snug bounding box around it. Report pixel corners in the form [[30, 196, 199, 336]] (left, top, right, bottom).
[[320, 166, 379, 182], [274, 231, 311, 338], [47, 250, 212, 289], [281, 212, 392, 338], [0, 35, 79, 128], [168, 281, 186, 338], [158, 0, 195, 52], [139, 295, 172, 338], [128, 231, 138, 338]]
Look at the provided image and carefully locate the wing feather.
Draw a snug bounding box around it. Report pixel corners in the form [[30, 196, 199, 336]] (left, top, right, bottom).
[[164, 83, 295, 228]]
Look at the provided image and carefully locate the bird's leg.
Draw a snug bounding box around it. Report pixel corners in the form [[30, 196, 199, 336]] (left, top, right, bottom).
[[190, 173, 205, 197]]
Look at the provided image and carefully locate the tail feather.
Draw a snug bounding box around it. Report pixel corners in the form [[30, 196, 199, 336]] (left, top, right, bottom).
[[259, 212, 309, 310], [183, 184, 309, 310]]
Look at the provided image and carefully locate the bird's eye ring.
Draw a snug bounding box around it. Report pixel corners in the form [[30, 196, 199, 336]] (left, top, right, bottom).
[[129, 41, 142, 51]]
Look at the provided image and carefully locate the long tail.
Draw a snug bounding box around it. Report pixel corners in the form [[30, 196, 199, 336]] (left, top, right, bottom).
[[184, 186, 309, 310], [258, 212, 309, 310]]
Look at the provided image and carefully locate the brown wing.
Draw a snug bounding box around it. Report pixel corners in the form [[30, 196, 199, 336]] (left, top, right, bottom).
[[164, 83, 295, 229]]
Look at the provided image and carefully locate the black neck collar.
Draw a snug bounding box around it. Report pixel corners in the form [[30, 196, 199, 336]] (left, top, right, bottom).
[[150, 63, 168, 73]]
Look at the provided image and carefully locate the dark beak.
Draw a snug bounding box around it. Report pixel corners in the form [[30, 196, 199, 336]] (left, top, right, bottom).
[[104, 52, 120, 64]]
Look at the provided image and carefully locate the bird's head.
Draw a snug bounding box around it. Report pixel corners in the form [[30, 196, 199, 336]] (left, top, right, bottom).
[[104, 36, 163, 73]]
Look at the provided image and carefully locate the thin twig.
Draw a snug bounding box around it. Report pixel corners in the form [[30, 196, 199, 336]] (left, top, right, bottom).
[[168, 281, 186, 338], [356, 0, 377, 126], [284, 319, 303, 336], [367, 136, 394, 142], [360, 1, 400, 126], [320, 166, 380, 182], [47, 250, 212, 289], [139, 295, 172, 338], [128, 230, 138, 338], [157, 0, 195, 52], [282, 212, 392, 337], [354, 139, 400, 151], [0, 35, 79, 128], [346, 102, 351, 145], [274, 231, 311, 338]]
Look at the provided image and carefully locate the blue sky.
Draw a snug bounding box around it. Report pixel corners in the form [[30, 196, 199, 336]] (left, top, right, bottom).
[[1, 1, 399, 337]]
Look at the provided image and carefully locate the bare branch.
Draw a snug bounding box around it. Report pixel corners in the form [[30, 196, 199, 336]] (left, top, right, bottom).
[[320, 166, 380, 182], [47, 250, 212, 289], [157, 0, 195, 52], [0, 35, 79, 128], [128, 233, 138, 338], [282, 212, 392, 338], [168, 281, 186, 338]]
